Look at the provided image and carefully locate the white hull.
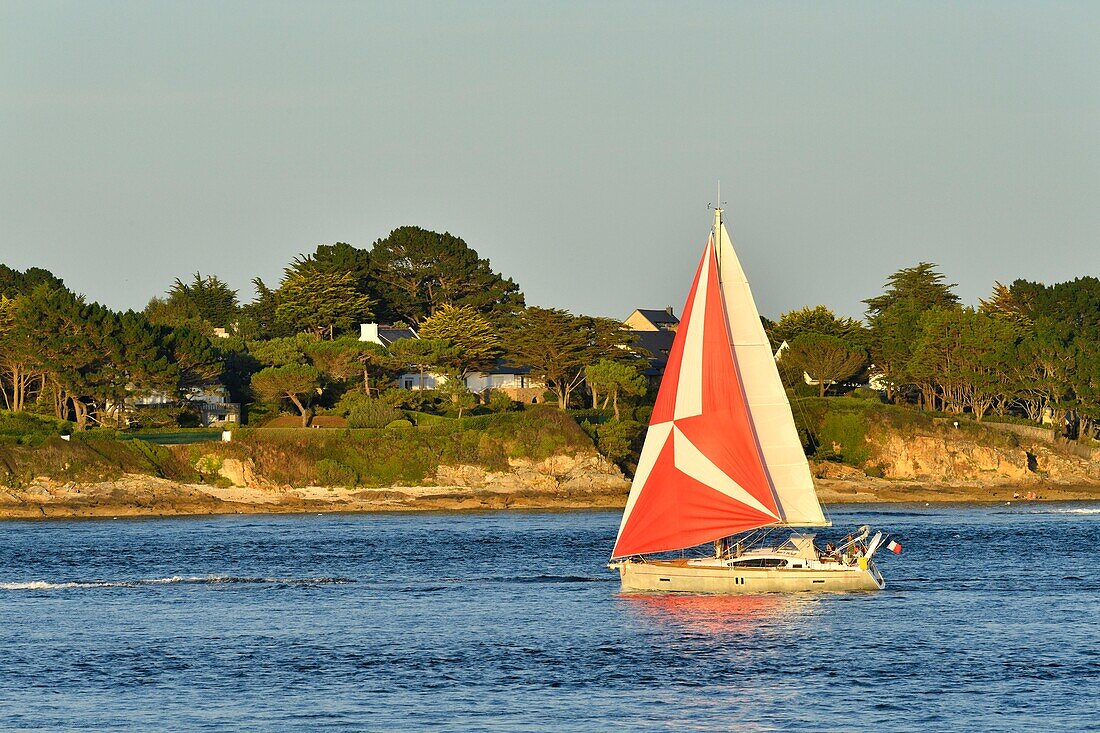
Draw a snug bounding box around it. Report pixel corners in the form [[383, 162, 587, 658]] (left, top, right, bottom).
[[614, 557, 884, 594]]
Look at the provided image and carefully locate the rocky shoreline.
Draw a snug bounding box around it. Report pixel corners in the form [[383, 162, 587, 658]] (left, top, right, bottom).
[[6, 398, 1100, 520], [0, 474, 630, 519], [2, 470, 1098, 520]]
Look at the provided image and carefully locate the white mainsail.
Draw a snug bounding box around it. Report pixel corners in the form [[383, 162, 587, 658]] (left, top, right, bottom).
[[715, 211, 827, 527]]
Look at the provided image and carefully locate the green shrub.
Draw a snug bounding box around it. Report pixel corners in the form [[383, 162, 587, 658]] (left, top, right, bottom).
[[487, 390, 516, 413], [384, 419, 413, 429], [243, 401, 280, 426], [315, 458, 357, 487], [72, 427, 122, 442], [379, 388, 441, 413], [402, 410, 451, 426], [347, 401, 405, 429], [334, 390, 372, 416], [176, 405, 203, 428], [848, 387, 882, 401], [194, 454, 224, 477], [813, 410, 870, 466], [789, 381, 819, 398], [0, 411, 74, 446], [569, 408, 613, 425], [595, 419, 645, 467], [579, 419, 598, 442]]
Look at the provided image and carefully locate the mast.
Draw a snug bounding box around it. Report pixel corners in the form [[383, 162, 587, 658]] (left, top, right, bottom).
[[714, 180, 723, 272]]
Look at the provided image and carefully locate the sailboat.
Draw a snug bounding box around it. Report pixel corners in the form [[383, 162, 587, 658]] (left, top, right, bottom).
[[609, 205, 890, 594]]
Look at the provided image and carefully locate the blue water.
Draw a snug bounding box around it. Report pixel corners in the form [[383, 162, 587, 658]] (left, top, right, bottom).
[[1, 505, 1098, 732]]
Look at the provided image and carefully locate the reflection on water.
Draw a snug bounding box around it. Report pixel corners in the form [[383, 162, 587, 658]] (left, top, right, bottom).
[[618, 591, 820, 634]]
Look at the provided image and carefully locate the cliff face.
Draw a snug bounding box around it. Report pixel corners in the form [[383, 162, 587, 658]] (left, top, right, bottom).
[[874, 433, 1031, 482], [435, 454, 627, 493], [0, 450, 631, 519], [211, 452, 628, 494], [831, 421, 1100, 486], [0, 409, 635, 518]]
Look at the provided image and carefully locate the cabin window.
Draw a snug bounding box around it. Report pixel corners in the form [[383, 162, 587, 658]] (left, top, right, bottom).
[[730, 558, 788, 568], [403, 379, 414, 390]]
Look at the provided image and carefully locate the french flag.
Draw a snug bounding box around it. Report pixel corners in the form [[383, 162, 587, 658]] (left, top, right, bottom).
[[887, 540, 902, 554]]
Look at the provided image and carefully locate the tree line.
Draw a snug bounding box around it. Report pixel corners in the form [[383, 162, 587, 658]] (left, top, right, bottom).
[[770, 263, 1100, 439], [7, 226, 1099, 443], [0, 266, 219, 430], [0, 227, 648, 430]]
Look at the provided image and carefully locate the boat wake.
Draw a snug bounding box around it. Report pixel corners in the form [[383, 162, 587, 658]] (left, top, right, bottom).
[[0, 575, 355, 590], [442, 574, 612, 585], [515, 574, 611, 584]]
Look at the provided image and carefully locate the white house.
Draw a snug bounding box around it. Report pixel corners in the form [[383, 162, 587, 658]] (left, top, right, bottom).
[[107, 383, 240, 427], [359, 322, 545, 403]]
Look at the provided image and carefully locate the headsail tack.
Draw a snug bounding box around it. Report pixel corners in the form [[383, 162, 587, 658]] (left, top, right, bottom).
[[611, 213, 825, 560]]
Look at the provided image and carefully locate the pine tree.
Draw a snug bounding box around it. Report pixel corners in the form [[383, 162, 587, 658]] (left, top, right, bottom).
[[274, 270, 375, 339], [585, 359, 647, 419], [417, 304, 503, 375], [864, 263, 961, 401], [250, 364, 322, 426], [369, 226, 524, 324], [505, 308, 612, 409], [783, 333, 867, 398]]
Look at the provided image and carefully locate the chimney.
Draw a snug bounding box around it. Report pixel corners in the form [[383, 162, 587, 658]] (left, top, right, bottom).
[[360, 323, 380, 344], [665, 306, 673, 316]]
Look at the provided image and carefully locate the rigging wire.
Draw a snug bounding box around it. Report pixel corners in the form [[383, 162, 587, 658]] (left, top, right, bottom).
[[788, 393, 835, 528]]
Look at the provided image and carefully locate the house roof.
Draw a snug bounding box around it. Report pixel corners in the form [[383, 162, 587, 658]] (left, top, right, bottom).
[[634, 308, 680, 326], [486, 361, 531, 376], [629, 329, 676, 376], [376, 327, 416, 347]]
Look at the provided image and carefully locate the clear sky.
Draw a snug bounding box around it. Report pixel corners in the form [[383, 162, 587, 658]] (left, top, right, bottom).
[[3, 1, 1098, 322]]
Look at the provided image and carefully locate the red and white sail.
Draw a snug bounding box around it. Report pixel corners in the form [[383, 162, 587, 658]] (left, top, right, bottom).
[[611, 211, 825, 559]]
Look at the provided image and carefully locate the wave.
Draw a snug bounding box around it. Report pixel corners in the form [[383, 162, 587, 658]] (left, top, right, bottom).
[[440, 574, 613, 585], [0, 575, 355, 590], [515, 574, 612, 584]]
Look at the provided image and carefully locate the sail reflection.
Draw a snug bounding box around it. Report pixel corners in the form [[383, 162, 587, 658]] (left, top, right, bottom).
[[618, 592, 820, 634]]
